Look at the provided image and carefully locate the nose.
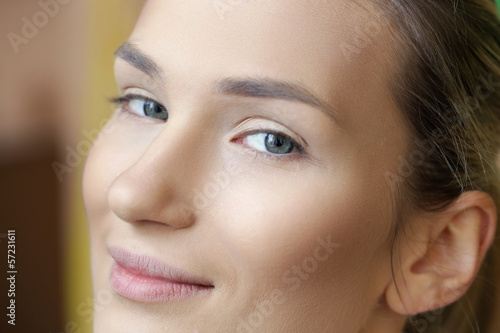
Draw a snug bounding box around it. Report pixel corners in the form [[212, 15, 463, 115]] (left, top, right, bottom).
[[107, 117, 214, 229]]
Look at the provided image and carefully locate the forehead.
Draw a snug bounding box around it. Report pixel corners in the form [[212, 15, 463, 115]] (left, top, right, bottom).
[[131, 0, 395, 94]]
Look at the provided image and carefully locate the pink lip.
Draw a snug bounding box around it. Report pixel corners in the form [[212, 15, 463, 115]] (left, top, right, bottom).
[[108, 246, 213, 302]]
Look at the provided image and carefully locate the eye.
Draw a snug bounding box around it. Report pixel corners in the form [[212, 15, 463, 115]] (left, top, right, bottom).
[[246, 132, 295, 155], [129, 98, 168, 120], [234, 129, 306, 160], [111, 94, 168, 121]]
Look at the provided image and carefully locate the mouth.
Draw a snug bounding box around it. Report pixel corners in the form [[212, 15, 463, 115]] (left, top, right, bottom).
[[108, 246, 214, 303]]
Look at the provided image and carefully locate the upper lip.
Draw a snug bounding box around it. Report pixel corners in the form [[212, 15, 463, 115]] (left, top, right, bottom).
[[108, 246, 214, 287]]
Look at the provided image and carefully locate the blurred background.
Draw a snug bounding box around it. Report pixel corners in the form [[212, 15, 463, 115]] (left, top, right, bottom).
[[0, 1, 499, 332], [0, 0, 143, 331]]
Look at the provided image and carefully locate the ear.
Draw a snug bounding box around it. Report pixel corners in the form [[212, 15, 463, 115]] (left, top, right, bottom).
[[385, 191, 497, 315]]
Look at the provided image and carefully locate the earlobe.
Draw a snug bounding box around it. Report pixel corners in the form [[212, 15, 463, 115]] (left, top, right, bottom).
[[385, 191, 497, 315]]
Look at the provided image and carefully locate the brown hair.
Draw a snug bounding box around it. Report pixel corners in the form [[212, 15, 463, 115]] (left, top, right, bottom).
[[374, 1, 500, 332]]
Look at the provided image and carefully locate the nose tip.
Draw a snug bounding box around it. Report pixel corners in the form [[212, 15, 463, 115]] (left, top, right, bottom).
[[107, 169, 196, 229]]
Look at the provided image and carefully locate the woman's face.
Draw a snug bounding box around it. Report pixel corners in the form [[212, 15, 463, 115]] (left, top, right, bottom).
[[83, 0, 410, 331]]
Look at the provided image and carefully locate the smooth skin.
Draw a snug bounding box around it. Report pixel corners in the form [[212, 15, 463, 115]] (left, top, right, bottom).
[[82, 1, 497, 332]]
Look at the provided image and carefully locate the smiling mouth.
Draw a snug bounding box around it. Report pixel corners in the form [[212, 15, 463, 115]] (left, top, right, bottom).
[[108, 246, 214, 303]]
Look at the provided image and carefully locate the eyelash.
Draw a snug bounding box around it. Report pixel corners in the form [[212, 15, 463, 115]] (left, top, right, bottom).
[[109, 94, 306, 162]]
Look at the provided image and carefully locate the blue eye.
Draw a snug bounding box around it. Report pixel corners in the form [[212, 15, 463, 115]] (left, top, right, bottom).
[[246, 132, 295, 155], [233, 128, 306, 162], [111, 94, 168, 121]]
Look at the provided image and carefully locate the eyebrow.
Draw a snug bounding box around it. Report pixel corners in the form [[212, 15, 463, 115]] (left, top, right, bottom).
[[114, 41, 339, 123], [115, 41, 163, 80], [213, 78, 338, 122]]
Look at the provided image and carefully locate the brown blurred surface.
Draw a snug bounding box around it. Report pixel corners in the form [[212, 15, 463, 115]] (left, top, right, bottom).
[[0, 0, 87, 331]]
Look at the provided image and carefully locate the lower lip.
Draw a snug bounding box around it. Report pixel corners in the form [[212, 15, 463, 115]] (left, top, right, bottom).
[[109, 262, 212, 302]]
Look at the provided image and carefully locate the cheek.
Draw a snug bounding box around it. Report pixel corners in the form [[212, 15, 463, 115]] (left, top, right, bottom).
[[211, 164, 393, 297]]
